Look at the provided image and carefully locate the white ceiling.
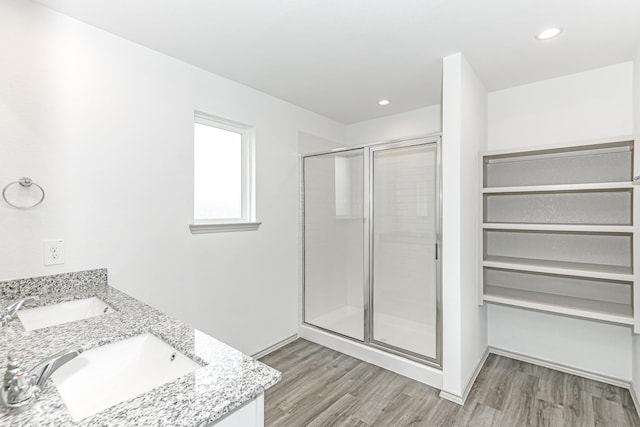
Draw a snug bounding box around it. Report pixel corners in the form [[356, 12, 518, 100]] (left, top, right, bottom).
[[34, 0, 640, 124]]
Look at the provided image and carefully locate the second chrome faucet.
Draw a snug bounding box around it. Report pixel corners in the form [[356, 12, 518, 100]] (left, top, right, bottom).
[[0, 296, 39, 327]]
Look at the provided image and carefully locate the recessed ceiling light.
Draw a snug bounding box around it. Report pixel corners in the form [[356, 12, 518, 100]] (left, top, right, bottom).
[[536, 28, 562, 40], [378, 99, 390, 106]]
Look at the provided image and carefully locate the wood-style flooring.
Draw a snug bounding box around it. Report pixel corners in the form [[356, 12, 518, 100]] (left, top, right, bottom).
[[259, 339, 640, 427]]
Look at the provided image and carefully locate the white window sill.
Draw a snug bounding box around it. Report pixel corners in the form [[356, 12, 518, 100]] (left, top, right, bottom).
[[189, 222, 262, 234]]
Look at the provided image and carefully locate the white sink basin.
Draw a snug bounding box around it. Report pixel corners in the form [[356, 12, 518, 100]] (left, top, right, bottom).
[[51, 333, 201, 422], [17, 297, 114, 331]]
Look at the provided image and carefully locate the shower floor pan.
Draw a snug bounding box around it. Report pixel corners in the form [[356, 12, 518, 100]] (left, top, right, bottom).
[[307, 305, 436, 359]]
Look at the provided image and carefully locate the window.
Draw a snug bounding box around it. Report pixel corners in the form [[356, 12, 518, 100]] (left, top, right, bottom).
[[189, 112, 259, 234]]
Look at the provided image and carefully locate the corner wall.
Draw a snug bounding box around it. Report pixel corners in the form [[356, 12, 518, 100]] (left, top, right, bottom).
[[0, 0, 345, 355], [440, 53, 488, 401], [345, 105, 441, 146], [487, 62, 635, 381], [488, 62, 634, 150], [632, 47, 640, 405]]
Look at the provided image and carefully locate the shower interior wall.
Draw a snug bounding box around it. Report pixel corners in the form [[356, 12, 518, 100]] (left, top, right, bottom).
[[303, 151, 365, 340]]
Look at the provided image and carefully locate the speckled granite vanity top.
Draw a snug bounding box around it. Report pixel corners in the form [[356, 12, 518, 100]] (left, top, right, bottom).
[[0, 269, 281, 426]]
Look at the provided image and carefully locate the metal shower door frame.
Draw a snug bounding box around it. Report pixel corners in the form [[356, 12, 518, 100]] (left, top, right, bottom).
[[366, 137, 442, 368], [301, 134, 442, 368]]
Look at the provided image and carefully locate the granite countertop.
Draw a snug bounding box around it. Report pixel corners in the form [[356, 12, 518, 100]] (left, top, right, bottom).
[[0, 269, 281, 426]]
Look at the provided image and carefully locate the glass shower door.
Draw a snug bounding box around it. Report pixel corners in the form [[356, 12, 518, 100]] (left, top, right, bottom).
[[371, 142, 439, 361], [304, 149, 366, 341]]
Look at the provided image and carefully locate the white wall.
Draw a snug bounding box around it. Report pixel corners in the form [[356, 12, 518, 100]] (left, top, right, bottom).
[[0, 0, 344, 355], [298, 131, 343, 155], [632, 48, 640, 403], [489, 306, 632, 381], [440, 53, 488, 401], [487, 61, 634, 381], [346, 105, 441, 146], [489, 62, 633, 150]]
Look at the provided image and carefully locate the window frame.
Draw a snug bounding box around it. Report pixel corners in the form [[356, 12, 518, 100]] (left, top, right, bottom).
[[189, 111, 260, 234]]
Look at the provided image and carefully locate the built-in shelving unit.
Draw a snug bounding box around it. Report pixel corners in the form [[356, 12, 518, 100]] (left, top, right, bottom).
[[479, 137, 639, 332]]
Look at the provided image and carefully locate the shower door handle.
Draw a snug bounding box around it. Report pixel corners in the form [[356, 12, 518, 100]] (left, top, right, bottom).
[[435, 243, 438, 260]]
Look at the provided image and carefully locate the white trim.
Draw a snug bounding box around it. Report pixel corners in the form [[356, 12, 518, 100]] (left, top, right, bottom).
[[251, 334, 298, 359], [255, 393, 264, 427], [634, 195, 640, 330], [439, 390, 464, 405], [478, 151, 485, 306], [193, 111, 257, 224], [298, 155, 305, 329], [482, 223, 633, 233], [299, 324, 443, 389], [439, 347, 490, 406], [195, 111, 252, 132], [463, 347, 490, 401], [483, 181, 633, 194], [630, 383, 640, 420], [489, 346, 630, 388], [189, 222, 261, 234], [632, 143, 640, 334], [482, 293, 633, 326], [481, 135, 634, 158], [482, 259, 633, 282]]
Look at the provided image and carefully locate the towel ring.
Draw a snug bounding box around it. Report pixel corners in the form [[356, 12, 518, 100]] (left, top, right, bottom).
[[2, 177, 45, 209]]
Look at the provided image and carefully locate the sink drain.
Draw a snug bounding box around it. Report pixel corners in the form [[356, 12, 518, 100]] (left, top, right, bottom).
[[169, 352, 176, 362]]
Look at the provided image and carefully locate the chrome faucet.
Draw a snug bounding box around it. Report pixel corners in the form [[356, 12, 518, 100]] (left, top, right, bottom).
[[0, 296, 39, 326], [1, 346, 83, 413]]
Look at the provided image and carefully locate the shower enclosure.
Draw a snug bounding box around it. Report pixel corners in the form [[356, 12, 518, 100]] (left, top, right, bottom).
[[303, 137, 441, 366]]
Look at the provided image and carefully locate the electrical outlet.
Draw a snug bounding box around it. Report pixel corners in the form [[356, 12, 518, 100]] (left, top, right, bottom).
[[44, 239, 65, 266]]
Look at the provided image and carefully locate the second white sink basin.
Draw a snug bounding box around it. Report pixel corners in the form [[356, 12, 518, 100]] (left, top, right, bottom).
[[51, 333, 201, 422], [17, 297, 114, 331]]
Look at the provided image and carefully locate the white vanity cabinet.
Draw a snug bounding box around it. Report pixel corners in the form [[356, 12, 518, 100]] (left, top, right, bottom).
[[479, 137, 639, 333], [210, 394, 264, 427]]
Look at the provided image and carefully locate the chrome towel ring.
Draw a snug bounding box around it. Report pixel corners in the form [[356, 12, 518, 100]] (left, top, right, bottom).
[[2, 177, 45, 209]]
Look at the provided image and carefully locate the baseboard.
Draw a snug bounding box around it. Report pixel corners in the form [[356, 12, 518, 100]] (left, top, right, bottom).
[[252, 334, 298, 359], [462, 347, 491, 403], [439, 347, 490, 406], [439, 390, 464, 405], [489, 346, 630, 389], [629, 383, 640, 420]]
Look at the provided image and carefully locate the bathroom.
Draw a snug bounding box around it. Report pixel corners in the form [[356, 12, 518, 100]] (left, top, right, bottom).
[[2, 0, 640, 425]]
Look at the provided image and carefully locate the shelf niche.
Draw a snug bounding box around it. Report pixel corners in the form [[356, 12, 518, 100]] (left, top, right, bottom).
[[483, 268, 633, 324], [484, 189, 632, 225], [484, 229, 632, 270], [480, 138, 636, 329], [484, 140, 633, 188]]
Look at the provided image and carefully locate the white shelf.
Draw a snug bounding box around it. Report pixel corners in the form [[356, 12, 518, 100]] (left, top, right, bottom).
[[480, 137, 636, 329], [483, 256, 632, 281], [482, 223, 633, 233], [483, 182, 632, 194], [481, 136, 634, 158], [483, 285, 634, 326]]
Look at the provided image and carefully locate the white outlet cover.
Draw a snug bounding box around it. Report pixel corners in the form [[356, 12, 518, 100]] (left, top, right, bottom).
[[44, 239, 65, 266]]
